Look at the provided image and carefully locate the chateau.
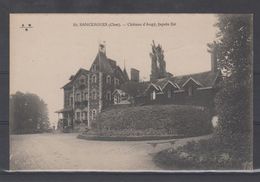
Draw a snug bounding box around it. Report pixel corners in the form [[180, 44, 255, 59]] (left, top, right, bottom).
[[57, 43, 132, 131], [57, 41, 220, 131]]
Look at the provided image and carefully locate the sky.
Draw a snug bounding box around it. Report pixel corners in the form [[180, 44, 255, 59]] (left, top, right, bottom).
[[10, 14, 218, 126]]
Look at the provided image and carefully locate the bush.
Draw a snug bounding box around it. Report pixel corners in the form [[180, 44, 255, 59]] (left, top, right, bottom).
[[91, 104, 213, 137], [154, 133, 252, 170]]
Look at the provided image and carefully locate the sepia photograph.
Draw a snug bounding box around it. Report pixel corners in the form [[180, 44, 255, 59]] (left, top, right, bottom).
[[9, 13, 253, 171]]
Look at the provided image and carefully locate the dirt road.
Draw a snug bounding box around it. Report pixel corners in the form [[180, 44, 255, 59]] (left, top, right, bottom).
[[10, 133, 210, 171]]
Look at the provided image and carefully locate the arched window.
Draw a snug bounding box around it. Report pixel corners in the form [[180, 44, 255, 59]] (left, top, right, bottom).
[[106, 75, 111, 84], [114, 78, 119, 86], [92, 74, 96, 83], [167, 89, 172, 98], [92, 109, 96, 120], [80, 78, 85, 84]]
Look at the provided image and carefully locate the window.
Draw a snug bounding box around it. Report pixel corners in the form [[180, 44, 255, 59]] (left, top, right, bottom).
[[92, 74, 97, 83], [114, 94, 120, 104], [92, 109, 96, 120], [150, 90, 156, 100], [106, 75, 111, 84], [76, 112, 80, 120], [80, 78, 85, 83], [92, 90, 97, 100], [81, 92, 84, 101], [77, 93, 80, 102], [85, 92, 88, 100], [188, 87, 193, 96], [106, 91, 111, 101], [167, 89, 172, 98], [92, 64, 96, 71], [114, 78, 119, 86], [70, 97, 73, 106], [81, 112, 84, 120], [83, 111, 88, 121]]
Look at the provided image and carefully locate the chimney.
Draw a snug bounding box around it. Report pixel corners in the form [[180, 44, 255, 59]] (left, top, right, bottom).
[[211, 45, 218, 73], [130, 68, 139, 82]]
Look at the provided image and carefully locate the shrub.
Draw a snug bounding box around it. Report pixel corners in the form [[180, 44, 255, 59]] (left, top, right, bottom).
[[91, 104, 213, 137], [154, 134, 252, 170]]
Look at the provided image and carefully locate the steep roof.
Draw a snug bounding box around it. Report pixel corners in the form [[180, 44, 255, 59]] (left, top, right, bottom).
[[62, 68, 89, 89], [153, 71, 219, 90], [112, 89, 125, 95], [91, 52, 114, 74], [123, 68, 129, 81], [90, 52, 129, 82]]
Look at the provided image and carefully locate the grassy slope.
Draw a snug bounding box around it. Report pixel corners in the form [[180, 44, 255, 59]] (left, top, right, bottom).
[[90, 104, 213, 137]]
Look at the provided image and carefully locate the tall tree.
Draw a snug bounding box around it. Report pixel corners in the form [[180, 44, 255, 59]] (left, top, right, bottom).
[[211, 15, 253, 145], [10, 92, 50, 134]]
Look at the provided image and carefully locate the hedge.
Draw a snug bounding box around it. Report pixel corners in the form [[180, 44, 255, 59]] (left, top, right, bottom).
[[90, 104, 213, 137]]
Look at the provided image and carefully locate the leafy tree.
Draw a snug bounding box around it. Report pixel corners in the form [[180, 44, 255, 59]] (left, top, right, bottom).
[[211, 15, 253, 155], [10, 91, 50, 134], [120, 81, 148, 98]]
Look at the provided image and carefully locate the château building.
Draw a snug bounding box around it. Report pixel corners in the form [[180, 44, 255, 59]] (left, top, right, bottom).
[[57, 41, 221, 132], [56, 43, 130, 131]]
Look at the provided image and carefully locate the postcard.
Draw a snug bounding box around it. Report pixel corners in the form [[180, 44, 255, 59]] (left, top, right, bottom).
[[9, 13, 253, 171]]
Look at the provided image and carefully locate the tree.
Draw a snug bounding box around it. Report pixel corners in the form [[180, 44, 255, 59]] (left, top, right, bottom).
[[211, 15, 253, 147], [120, 81, 148, 98], [10, 91, 50, 134]]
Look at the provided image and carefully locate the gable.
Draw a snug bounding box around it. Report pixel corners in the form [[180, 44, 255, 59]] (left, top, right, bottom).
[[90, 52, 114, 74], [145, 83, 162, 94], [62, 68, 89, 89], [182, 77, 203, 88], [162, 80, 178, 90], [70, 68, 89, 83], [153, 71, 219, 90]]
